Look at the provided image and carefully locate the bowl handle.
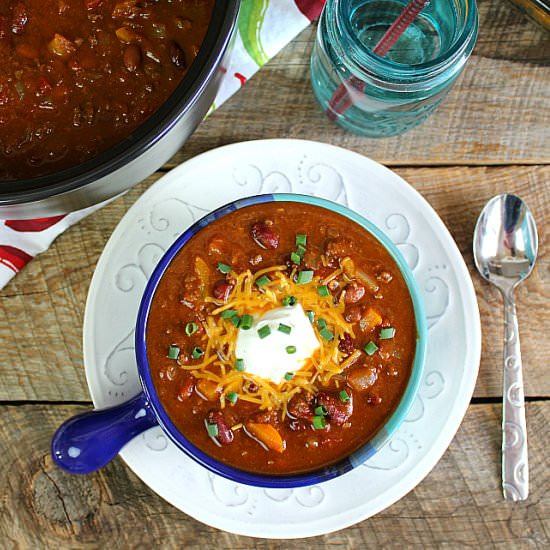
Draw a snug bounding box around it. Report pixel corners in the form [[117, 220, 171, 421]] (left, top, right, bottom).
[[51, 392, 158, 474]]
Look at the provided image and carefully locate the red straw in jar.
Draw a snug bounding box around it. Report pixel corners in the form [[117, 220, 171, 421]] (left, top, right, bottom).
[[326, 0, 430, 121]]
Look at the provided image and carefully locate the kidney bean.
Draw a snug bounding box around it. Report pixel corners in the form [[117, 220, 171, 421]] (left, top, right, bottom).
[[11, 2, 28, 35], [288, 392, 314, 421], [338, 332, 355, 354], [169, 40, 187, 69], [123, 44, 142, 72], [177, 375, 195, 401], [206, 410, 234, 445], [344, 281, 365, 304], [316, 391, 353, 425], [248, 409, 278, 425], [251, 221, 279, 249], [212, 280, 233, 302]]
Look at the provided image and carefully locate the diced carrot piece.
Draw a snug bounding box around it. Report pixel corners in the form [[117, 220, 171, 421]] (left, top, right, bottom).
[[361, 307, 383, 332], [245, 422, 286, 453], [196, 379, 220, 402]]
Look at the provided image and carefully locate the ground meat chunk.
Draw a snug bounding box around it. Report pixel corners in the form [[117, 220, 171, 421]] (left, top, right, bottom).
[[316, 391, 353, 425], [344, 281, 365, 304], [288, 392, 315, 421], [325, 238, 353, 259], [206, 409, 234, 445]]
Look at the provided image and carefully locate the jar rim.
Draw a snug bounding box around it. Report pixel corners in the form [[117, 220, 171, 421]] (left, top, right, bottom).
[[330, 0, 479, 84]]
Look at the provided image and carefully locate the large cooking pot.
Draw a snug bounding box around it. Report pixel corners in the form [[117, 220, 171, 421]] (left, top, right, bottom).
[[0, 0, 240, 219]]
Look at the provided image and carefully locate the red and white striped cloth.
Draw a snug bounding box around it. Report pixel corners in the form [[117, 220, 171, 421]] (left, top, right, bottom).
[[0, 0, 324, 290]]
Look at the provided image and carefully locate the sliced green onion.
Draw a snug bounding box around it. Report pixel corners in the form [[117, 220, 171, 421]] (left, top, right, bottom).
[[286, 345, 297, 354], [319, 327, 334, 341], [284, 372, 294, 380], [240, 314, 253, 330], [206, 423, 219, 437], [317, 285, 330, 297], [217, 262, 231, 274], [167, 345, 180, 360], [296, 244, 307, 258], [185, 322, 198, 336], [191, 346, 204, 359], [221, 309, 237, 319], [317, 318, 327, 329], [235, 358, 245, 372], [255, 275, 271, 287], [290, 251, 301, 265], [364, 341, 379, 355], [296, 234, 307, 247], [306, 310, 315, 323], [282, 295, 297, 306], [258, 325, 271, 339], [312, 415, 326, 430], [278, 323, 292, 335], [226, 391, 238, 404], [339, 390, 350, 402], [380, 327, 396, 340], [231, 315, 241, 328], [296, 270, 313, 284], [314, 405, 329, 416]]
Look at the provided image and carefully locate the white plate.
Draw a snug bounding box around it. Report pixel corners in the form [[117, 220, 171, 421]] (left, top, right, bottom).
[[83, 139, 481, 538]]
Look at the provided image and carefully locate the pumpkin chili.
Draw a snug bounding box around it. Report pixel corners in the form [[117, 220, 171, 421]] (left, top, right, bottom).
[[146, 202, 417, 475], [0, 0, 214, 180]]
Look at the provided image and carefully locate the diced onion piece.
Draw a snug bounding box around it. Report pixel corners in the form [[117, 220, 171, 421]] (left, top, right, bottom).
[[194, 256, 210, 294]]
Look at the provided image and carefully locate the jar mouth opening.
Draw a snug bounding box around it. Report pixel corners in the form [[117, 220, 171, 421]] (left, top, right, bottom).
[[335, 0, 479, 80]]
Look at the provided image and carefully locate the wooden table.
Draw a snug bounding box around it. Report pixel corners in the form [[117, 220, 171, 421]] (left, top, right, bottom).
[[1, 1, 548, 547]]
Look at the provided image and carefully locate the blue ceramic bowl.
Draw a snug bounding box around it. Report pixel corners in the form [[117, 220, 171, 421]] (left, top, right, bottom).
[[52, 193, 427, 488]]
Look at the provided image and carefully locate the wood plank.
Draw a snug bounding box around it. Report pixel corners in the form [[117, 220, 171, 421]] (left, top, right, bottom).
[[0, 402, 548, 548], [0, 166, 547, 401], [165, 0, 550, 168]]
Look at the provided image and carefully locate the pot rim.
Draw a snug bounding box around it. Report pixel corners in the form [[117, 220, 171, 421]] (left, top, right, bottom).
[[134, 193, 428, 488], [0, 0, 240, 205]]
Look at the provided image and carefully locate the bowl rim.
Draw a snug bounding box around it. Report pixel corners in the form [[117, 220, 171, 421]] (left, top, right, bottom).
[[135, 193, 427, 488], [0, 0, 240, 203]]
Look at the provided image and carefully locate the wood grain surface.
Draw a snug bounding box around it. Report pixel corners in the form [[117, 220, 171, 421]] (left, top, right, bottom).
[[0, 403, 548, 549], [0, 0, 549, 547]]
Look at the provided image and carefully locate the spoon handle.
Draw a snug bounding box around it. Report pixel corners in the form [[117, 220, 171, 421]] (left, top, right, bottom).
[[502, 291, 529, 501]]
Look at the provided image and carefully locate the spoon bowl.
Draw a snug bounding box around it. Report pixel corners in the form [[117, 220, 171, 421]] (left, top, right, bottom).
[[473, 193, 538, 501]]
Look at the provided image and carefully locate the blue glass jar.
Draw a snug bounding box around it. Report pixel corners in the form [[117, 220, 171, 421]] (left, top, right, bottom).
[[310, 0, 479, 137]]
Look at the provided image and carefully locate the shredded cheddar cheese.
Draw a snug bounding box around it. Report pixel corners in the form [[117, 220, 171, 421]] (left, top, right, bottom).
[[179, 266, 358, 414]]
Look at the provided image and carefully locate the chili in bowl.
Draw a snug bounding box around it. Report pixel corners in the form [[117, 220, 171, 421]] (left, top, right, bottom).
[[52, 194, 427, 488]]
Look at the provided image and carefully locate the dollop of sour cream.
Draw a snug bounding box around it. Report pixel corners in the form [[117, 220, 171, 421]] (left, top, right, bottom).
[[235, 304, 320, 384]]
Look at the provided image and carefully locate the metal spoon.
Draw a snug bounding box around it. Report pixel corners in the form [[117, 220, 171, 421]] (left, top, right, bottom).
[[473, 194, 538, 501]]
